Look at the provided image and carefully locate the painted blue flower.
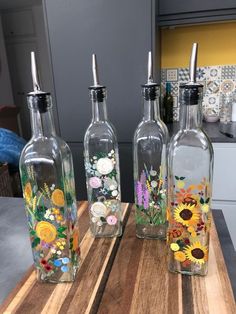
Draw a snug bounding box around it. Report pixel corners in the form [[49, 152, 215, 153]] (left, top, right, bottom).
[[61, 265, 69, 272], [54, 259, 62, 267], [62, 257, 70, 264]]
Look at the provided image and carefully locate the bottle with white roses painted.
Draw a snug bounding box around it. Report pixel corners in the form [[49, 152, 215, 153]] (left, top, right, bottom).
[[84, 54, 122, 237], [133, 51, 169, 239]]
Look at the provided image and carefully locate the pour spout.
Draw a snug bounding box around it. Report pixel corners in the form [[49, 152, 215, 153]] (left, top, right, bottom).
[[189, 43, 198, 84], [92, 54, 100, 87], [147, 51, 153, 83], [31, 51, 41, 92]]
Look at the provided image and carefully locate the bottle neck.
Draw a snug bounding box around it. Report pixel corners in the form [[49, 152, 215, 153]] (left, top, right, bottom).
[[90, 87, 108, 122], [143, 99, 160, 121], [180, 104, 202, 129], [27, 94, 56, 138], [142, 84, 160, 121], [179, 85, 203, 130], [92, 99, 108, 122]]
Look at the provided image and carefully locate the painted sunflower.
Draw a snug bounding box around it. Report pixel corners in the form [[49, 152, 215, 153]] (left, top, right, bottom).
[[36, 221, 57, 243], [184, 241, 208, 265], [174, 203, 200, 227]]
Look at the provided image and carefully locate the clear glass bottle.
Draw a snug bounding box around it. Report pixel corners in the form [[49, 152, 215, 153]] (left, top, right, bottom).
[[167, 44, 214, 276], [19, 52, 80, 283], [133, 52, 168, 239], [84, 54, 122, 237]]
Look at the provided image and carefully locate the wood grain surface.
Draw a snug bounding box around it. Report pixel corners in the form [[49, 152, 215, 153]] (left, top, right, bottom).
[[0, 202, 235, 314]]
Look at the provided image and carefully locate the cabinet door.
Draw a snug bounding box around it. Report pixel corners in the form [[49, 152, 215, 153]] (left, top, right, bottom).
[[158, 0, 236, 16], [2, 10, 35, 37], [212, 143, 236, 202], [43, 0, 155, 142]]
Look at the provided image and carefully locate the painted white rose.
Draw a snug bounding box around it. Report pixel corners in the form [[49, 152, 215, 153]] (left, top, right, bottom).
[[151, 181, 158, 188], [112, 190, 118, 197], [96, 157, 114, 175], [90, 202, 108, 218], [150, 170, 157, 176]]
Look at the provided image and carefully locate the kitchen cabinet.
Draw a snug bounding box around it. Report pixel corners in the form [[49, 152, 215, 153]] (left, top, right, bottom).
[[1, 9, 35, 37], [157, 0, 236, 26], [212, 143, 236, 250], [43, 0, 156, 202]]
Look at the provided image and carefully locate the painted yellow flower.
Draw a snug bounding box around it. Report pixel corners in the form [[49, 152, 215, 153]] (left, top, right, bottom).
[[201, 204, 209, 213], [170, 243, 180, 252], [51, 189, 65, 207], [174, 251, 186, 262], [36, 221, 57, 243], [191, 231, 197, 238], [24, 182, 32, 203], [184, 241, 208, 265], [52, 208, 60, 215], [176, 180, 185, 189], [174, 203, 200, 227]]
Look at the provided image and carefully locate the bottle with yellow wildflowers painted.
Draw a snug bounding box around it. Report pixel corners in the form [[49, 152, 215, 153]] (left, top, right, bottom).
[[84, 54, 122, 237], [133, 51, 169, 239], [167, 43, 214, 275], [19, 52, 80, 283]]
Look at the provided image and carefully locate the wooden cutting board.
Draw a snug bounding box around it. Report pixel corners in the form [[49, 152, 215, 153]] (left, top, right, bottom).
[[0, 202, 235, 314]]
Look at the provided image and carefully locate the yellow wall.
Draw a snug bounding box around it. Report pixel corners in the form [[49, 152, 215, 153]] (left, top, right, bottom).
[[161, 22, 236, 68]]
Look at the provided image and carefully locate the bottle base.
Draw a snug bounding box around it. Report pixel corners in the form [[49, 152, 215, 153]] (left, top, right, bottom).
[[168, 264, 208, 276], [90, 224, 122, 238], [136, 223, 166, 240]]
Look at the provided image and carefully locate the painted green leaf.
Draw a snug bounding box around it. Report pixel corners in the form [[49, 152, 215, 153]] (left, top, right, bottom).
[[206, 197, 210, 203], [31, 237, 40, 248], [58, 233, 67, 239], [179, 177, 185, 180], [65, 192, 73, 206], [57, 226, 67, 233], [175, 176, 179, 180], [100, 217, 106, 223], [200, 198, 204, 205], [30, 230, 36, 236]]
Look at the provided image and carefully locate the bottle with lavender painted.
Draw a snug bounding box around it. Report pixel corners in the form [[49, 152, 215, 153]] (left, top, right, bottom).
[[133, 51, 169, 239], [84, 54, 122, 237]]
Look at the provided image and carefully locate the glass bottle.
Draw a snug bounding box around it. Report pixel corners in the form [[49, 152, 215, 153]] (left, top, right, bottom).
[[163, 82, 174, 123], [84, 54, 122, 237], [133, 51, 169, 239], [167, 43, 214, 276], [19, 52, 80, 283]]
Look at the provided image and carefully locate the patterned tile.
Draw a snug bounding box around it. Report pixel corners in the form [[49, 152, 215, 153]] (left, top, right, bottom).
[[170, 82, 178, 96], [203, 94, 220, 114], [178, 68, 189, 82], [220, 79, 235, 93], [206, 80, 220, 94], [206, 66, 221, 81], [166, 68, 178, 82], [161, 69, 166, 82], [173, 107, 179, 121], [196, 67, 207, 81], [221, 65, 236, 80]]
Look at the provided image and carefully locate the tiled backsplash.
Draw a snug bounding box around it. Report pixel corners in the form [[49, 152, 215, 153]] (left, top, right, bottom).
[[161, 65, 236, 121]]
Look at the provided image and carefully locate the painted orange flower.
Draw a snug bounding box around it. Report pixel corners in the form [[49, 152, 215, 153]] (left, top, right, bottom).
[[72, 230, 79, 251], [36, 221, 57, 243], [174, 251, 186, 262], [51, 189, 65, 207], [24, 182, 32, 203]]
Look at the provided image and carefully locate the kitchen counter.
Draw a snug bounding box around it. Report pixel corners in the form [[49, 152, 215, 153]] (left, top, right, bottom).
[[0, 198, 236, 313], [167, 121, 236, 143]]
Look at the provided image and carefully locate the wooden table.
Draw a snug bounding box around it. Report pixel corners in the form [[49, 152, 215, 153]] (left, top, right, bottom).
[[0, 202, 235, 314]]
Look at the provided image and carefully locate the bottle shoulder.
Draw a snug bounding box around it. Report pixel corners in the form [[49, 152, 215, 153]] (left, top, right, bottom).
[[169, 128, 213, 151], [20, 135, 71, 163], [84, 121, 117, 141], [134, 119, 169, 142]]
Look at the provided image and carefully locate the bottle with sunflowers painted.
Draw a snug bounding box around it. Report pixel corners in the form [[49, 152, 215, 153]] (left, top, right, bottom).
[[167, 43, 214, 275], [19, 52, 80, 283], [84, 54, 122, 237], [133, 51, 168, 239]]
